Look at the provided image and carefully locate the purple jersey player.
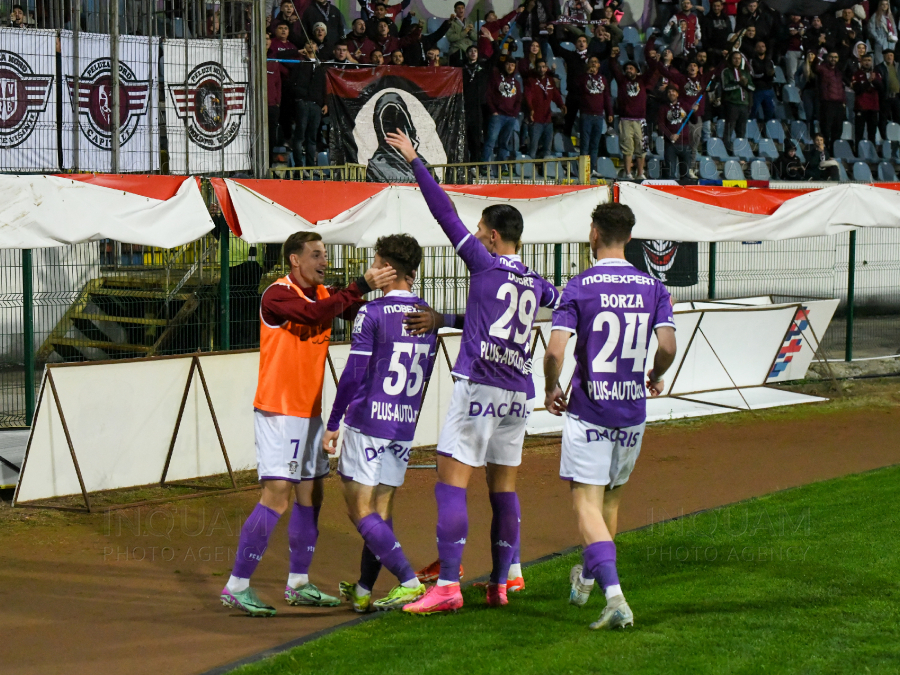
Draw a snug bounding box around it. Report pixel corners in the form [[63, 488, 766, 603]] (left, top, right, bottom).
[[544, 202, 677, 631], [323, 235, 434, 613], [385, 130, 560, 615]]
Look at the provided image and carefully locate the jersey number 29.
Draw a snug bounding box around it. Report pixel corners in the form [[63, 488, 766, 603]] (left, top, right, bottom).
[[383, 343, 430, 396], [592, 312, 650, 373], [489, 282, 538, 345]]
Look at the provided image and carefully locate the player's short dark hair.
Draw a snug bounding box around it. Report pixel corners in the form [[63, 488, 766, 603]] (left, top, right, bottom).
[[375, 234, 422, 279], [283, 231, 323, 266], [482, 204, 524, 246], [590, 203, 635, 247]]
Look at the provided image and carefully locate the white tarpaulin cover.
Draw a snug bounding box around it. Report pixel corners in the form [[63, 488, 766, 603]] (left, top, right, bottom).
[[60, 32, 161, 172], [0, 174, 214, 248], [214, 179, 611, 246], [620, 182, 900, 241]]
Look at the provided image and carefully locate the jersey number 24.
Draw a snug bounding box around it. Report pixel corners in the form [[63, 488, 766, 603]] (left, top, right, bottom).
[[592, 312, 650, 373]]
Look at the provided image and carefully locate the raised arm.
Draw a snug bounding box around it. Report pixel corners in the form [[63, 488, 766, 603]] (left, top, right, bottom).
[[385, 130, 493, 273]]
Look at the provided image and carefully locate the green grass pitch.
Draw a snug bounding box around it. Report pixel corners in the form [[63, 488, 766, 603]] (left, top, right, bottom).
[[232, 465, 900, 675]]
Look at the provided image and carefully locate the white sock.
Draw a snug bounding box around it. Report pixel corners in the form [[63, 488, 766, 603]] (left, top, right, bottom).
[[604, 584, 623, 601], [355, 584, 371, 597], [401, 577, 421, 589], [579, 572, 595, 586], [508, 563, 522, 579], [227, 575, 249, 593], [437, 579, 458, 587], [287, 573, 309, 589]]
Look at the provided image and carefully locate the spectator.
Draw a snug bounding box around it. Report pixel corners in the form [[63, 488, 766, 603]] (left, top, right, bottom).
[[290, 40, 327, 166], [483, 59, 524, 165], [400, 12, 451, 66], [477, 6, 522, 58], [784, 15, 806, 85], [8, 4, 27, 27], [869, 0, 898, 64], [844, 40, 869, 80], [270, 21, 301, 145], [462, 44, 489, 161], [558, 0, 593, 39], [807, 133, 841, 180], [550, 32, 591, 141], [372, 18, 402, 55], [597, 6, 624, 46], [229, 246, 265, 350], [665, 0, 701, 53], [578, 56, 614, 178], [736, 25, 758, 62], [524, 58, 566, 159], [721, 49, 754, 155], [270, 20, 300, 57], [312, 22, 328, 52], [735, 0, 775, 49], [587, 23, 614, 62], [655, 0, 678, 30], [749, 40, 776, 120], [700, 0, 734, 54], [803, 15, 829, 58], [363, 2, 401, 39], [346, 18, 376, 62], [876, 48, 900, 145], [303, 0, 344, 56], [610, 44, 655, 179], [327, 39, 362, 68], [425, 46, 442, 66], [447, 1, 476, 65], [390, 48, 405, 65], [369, 47, 385, 65], [271, 0, 306, 45], [833, 7, 866, 47], [517, 0, 557, 54], [796, 49, 821, 125], [772, 141, 806, 179], [658, 83, 694, 179], [817, 50, 846, 151], [851, 51, 883, 146], [519, 39, 544, 79], [267, 33, 289, 153], [359, 0, 410, 27]]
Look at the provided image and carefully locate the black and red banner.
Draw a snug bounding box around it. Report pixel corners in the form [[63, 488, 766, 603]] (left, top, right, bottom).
[[326, 66, 465, 183], [625, 239, 699, 287]]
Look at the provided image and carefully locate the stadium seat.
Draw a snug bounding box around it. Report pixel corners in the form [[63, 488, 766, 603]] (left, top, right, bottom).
[[707, 137, 734, 161], [317, 151, 329, 166], [715, 119, 724, 138], [595, 157, 619, 179], [610, 79, 617, 99], [852, 162, 873, 182], [723, 160, 744, 180], [698, 155, 720, 179], [746, 120, 761, 142], [773, 65, 786, 84], [789, 120, 811, 145], [426, 17, 443, 33], [732, 138, 755, 161], [782, 84, 801, 105], [836, 160, 850, 182], [765, 119, 785, 144], [653, 135, 664, 157], [647, 157, 661, 179], [774, 102, 789, 120], [833, 140, 857, 163], [857, 140, 879, 164], [841, 121, 854, 142], [749, 159, 770, 181], [605, 134, 622, 158], [559, 41, 575, 51], [553, 132, 565, 154], [757, 138, 779, 160], [877, 161, 898, 181], [793, 144, 806, 162], [886, 122, 900, 142], [437, 36, 450, 53], [880, 140, 893, 160], [623, 26, 641, 44]]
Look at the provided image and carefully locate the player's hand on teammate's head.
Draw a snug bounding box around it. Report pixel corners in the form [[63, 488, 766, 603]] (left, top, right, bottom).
[[385, 130, 418, 163], [404, 304, 443, 335], [646, 370, 665, 397], [364, 263, 397, 290], [544, 385, 567, 416], [323, 429, 340, 455]]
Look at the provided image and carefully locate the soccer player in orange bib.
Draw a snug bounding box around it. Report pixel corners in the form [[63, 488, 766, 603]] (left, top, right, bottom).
[[220, 232, 396, 617]]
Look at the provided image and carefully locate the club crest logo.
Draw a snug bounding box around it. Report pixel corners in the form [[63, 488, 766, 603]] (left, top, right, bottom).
[[499, 77, 518, 98], [586, 75, 605, 95], [626, 81, 640, 97], [288, 460, 299, 475], [0, 50, 53, 148], [66, 58, 151, 150], [168, 61, 247, 151], [685, 79, 701, 97]]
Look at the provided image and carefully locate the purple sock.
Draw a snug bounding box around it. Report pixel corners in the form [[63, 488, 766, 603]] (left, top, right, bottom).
[[511, 495, 521, 566], [435, 482, 467, 584], [489, 492, 519, 584], [288, 503, 318, 575], [359, 518, 392, 591], [232, 503, 280, 579], [582, 541, 619, 592], [357, 514, 416, 584]]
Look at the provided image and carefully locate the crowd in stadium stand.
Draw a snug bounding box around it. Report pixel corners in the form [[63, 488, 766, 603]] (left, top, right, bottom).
[[263, 0, 900, 182]]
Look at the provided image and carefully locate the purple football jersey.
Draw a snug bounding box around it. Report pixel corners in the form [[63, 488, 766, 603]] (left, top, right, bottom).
[[552, 259, 675, 428], [329, 291, 437, 441], [412, 158, 559, 393]]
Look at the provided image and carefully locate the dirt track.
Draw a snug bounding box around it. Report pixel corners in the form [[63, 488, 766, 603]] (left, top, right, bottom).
[[2, 400, 900, 675]]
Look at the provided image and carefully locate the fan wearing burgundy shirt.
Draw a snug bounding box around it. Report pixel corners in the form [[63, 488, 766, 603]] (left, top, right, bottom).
[[578, 56, 614, 179], [483, 59, 524, 165], [610, 43, 656, 179], [525, 59, 567, 159]]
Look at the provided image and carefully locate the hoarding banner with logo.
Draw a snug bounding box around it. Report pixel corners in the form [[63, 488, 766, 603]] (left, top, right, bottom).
[[0, 29, 57, 172], [625, 239, 699, 287], [60, 32, 160, 172], [326, 66, 465, 183], [164, 39, 251, 174]]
